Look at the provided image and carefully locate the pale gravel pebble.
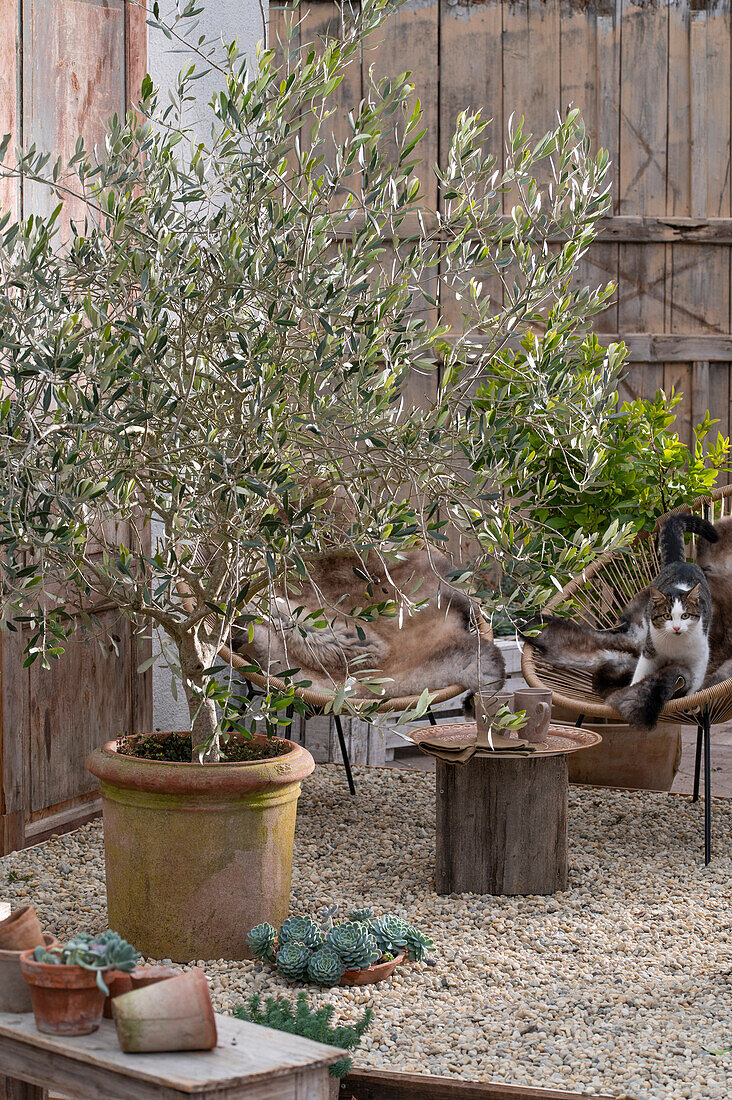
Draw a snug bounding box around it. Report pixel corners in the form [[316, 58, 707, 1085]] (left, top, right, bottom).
[[1, 766, 731, 1100]]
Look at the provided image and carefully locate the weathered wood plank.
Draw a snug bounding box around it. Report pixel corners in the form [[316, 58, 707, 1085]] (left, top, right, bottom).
[[343, 1067, 617, 1100], [0, 1014, 341, 1099], [23, 0, 127, 225], [0, 1079, 48, 1100], [125, 0, 148, 112], [438, 0, 503, 331], [0, 0, 20, 219], [450, 331, 732, 363], [618, 0, 669, 408]]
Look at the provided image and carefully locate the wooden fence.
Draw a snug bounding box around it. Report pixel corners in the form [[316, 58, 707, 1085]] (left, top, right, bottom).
[[273, 0, 732, 447], [0, 1, 150, 855]]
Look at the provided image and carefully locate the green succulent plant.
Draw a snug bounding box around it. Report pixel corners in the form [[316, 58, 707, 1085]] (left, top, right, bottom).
[[307, 947, 345, 987], [317, 903, 339, 933], [247, 923, 277, 963], [349, 907, 374, 923], [405, 926, 434, 962], [325, 922, 380, 971], [279, 916, 324, 951], [276, 942, 312, 982], [32, 930, 138, 995], [368, 914, 410, 955]]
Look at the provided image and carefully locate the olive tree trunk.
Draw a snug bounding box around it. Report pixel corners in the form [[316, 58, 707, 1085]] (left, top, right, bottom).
[[177, 630, 220, 761]]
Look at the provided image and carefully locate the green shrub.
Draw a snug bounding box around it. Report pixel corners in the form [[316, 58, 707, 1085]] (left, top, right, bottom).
[[234, 992, 372, 1078]]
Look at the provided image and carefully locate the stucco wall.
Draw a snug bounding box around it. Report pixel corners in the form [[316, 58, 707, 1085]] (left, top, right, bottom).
[[148, 2, 263, 731]]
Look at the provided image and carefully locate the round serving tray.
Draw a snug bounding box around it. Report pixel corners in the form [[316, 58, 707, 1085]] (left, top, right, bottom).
[[409, 721, 602, 758]]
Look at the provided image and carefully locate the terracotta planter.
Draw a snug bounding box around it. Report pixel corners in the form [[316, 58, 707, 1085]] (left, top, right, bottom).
[[0, 906, 44, 952], [86, 733, 315, 962], [19, 951, 111, 1036], [112, 967, 217, 1052], [130, 965, 180, 989], [566, 720, 682, 792], [0, 934, 58, 1013], [340, 950, 405, 987], [102, 970, 134, 1018]]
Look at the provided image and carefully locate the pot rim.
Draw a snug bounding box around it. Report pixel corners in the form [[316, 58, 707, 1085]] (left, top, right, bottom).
[[19, 951, 115, 987], [86, 732, 315, 795], [0, 933, 58, 963], [108, 731, 296, 766]]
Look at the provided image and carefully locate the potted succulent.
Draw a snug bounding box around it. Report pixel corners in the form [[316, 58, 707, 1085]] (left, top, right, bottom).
[[0, 0, 627, 961], [19, 931, 137, 1036], [235, 992, 372, 1099], [247, 904, 433, 987]]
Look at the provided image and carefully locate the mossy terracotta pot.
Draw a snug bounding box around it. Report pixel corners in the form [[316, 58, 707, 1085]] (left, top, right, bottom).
[[19, 951, 109, 1036], [86, 733, 315, 963]]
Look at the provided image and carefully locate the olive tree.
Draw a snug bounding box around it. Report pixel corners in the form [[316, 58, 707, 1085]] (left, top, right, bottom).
[[0, 0, 627, 756]]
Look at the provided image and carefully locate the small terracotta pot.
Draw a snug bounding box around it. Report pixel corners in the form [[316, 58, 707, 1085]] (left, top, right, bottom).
[[340, 950, 405, 987], [102, 970, 135, 1019], [0, 935, 58, 1013], [112, 968, 217, 1053], [0, 906, 45, 952], [130, 965, 180, 989], [19, 951, 111, 1036]]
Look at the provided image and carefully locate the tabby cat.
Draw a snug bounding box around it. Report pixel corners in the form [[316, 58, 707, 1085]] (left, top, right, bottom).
[[631, 514, 718, 693]]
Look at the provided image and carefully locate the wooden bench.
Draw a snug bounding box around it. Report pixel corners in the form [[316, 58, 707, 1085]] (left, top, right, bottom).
[[0, 1010, 343, 1100]]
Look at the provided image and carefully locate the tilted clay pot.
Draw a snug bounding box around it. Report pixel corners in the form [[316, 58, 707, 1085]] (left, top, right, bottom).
[[130, 965, 180, 989], [86, 733, 314, 961], [112, 968, 217, 1053], [19, 951, 111, 1036], [0, 906, 44, 952], [0, 934, 58, 1014]]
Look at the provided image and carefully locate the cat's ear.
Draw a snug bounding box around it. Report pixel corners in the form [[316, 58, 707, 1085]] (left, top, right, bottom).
[[685, 583, 702, 602], [650, 587, 667, 606]]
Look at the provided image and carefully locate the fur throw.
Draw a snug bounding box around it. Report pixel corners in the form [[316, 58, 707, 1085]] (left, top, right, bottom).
[[232, 549, 505, 700], [526, 517, 732, 729]]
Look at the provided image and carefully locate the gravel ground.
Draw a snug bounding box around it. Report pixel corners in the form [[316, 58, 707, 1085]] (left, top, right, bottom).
[[2, 765, 731, 1100]]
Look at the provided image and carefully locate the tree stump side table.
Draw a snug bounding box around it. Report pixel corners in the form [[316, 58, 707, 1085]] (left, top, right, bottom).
[[417, 723, 601, 896]]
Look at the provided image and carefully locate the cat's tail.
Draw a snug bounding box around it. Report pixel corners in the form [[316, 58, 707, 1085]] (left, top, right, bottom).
[[659, 514, 719, 566]]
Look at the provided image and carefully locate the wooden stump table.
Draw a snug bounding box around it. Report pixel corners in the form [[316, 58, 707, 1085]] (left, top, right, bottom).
[[413, 723, 601, 897], [0, 1010, 344, 1100]]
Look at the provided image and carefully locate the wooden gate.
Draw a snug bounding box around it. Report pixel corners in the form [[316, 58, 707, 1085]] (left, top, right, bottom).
[[0, 1, 151, 855], [274, 0, 732, 445]]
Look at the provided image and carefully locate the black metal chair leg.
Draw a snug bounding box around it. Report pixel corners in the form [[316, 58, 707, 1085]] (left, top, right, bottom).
[[333, 714, 356, 796], [427, 708, 437, 727], [575, 714, 585, 729], [703, 707, 712, 866], [693, 724, 703, 802]]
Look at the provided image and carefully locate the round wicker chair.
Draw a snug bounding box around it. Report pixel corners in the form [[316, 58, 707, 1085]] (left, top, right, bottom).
[[219, 615, 495, 795], [521, 484, 732, 863]]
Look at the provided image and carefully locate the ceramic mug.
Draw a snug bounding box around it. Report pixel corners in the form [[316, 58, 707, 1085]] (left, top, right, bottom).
[[513, 688, 552, 743], [476, 691, 515, 732]]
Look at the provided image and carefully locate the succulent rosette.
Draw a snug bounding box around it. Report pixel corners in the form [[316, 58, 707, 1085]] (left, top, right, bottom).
[[326, 922, 380, 971], [368, 914, 410, 956], [404, 925, 434, 962], [276, 942, 312, 981], [307, 947, 345, 986], [279, 916, 324, 951], [349, 907, 374, 923], [247, 922, 278, 962]]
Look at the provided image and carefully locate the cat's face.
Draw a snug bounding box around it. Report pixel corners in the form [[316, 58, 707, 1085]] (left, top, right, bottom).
[[650, 584, 702, 637]]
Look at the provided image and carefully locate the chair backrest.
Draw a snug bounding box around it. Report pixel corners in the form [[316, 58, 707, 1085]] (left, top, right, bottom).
[[546, 485, 732, 629]]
